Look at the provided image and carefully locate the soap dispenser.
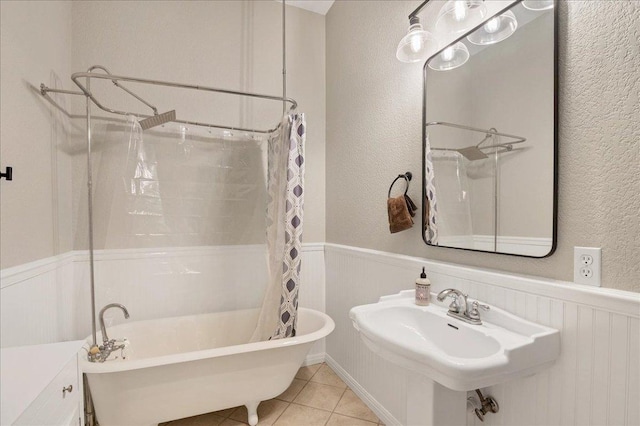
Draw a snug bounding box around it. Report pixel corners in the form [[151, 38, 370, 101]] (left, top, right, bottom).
[[415, 267, 431, 306]]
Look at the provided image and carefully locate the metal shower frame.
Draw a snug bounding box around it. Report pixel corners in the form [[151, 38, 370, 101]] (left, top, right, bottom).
[[41, 66, 297, 348], [40, 64, 298, 346], [40, 66, 297, 135], [39, 2, 295, 350], [427, 121, 527, 155]]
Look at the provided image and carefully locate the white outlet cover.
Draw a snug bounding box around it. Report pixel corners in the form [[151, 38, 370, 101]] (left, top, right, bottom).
[[574, 247, 601, 287]]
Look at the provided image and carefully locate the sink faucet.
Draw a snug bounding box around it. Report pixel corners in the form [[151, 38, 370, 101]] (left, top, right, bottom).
[[437, 289, 489, 325], [88, 303, 130, 363]]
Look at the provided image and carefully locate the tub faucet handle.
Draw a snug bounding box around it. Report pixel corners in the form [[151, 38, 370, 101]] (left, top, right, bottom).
[[91, 303, 130, 363]]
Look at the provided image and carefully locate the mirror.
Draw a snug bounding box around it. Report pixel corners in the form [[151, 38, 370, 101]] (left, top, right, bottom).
[[422, 0, 556, 257]]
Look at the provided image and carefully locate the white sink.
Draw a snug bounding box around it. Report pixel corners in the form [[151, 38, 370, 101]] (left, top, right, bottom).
[[350, 290, 560, 392]]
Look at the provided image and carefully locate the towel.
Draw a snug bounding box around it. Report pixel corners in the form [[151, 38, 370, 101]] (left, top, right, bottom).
[[405, 194, 418, 217], [388, 195, 414, 233]]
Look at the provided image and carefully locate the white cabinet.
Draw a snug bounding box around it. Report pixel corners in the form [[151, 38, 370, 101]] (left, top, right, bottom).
[[1, 341, 84, 426]]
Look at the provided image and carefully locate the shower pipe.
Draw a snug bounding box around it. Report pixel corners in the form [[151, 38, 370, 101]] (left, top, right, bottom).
[[282, 0, 287, 115], [40, 65, 298, 348]]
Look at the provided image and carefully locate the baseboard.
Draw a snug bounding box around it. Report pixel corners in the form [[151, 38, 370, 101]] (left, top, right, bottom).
[[325, 354, 401, 426], [303, 352, 326, 366]]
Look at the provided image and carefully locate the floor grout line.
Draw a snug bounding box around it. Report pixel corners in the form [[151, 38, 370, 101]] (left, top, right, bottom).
[[164, 363, 381, 426]]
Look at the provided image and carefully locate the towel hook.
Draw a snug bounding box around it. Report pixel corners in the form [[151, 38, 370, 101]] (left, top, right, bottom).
[[0, 166, 12, 181], [388, 171, 412, 198]]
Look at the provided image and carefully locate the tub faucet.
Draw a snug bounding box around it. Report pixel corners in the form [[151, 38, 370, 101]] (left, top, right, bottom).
[[99, 303, 130, 343], [89, 303, 130, 363], [437, 289, 489, 325]]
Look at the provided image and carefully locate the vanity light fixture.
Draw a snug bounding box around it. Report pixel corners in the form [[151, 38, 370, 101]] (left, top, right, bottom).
[[396, 0, 488, 64], [522, 0, 554, 11], [428, 42, 470, 71], [435, 0, 487, 34], [396, 16, 438, 63], [466, 11, 518, 45]]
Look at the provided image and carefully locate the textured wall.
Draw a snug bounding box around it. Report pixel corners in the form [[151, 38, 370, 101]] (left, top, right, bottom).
[[326, 1, 640, 292], [0, 1, 74, 269]]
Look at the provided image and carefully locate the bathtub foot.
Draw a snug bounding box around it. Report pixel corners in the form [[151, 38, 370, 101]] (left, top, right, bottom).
[[246, 401, 260, 426]]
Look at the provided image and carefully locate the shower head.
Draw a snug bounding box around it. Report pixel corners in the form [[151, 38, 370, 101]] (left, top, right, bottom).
[[457, 146, 489, 161], [139, 110, 176, 130]]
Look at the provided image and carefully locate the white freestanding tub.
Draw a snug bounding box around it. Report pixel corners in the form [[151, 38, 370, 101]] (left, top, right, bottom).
[[81, 308, 334, 426]]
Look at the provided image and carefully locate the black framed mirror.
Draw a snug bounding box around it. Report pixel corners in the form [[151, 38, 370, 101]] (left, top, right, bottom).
[[422, 0, 557, 258]]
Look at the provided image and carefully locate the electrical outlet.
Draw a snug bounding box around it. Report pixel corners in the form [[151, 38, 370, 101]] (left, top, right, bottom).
[[580, 254, 593, 266], [574, 247, 601, 286]]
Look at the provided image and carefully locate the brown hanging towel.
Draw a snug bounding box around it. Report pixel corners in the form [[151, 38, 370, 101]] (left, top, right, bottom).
[[387, 172, 414, 233], [405, 193, 418, 217]]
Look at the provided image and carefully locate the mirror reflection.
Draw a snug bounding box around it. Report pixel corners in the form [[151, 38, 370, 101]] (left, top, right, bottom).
[[423, 1, 555, 257]]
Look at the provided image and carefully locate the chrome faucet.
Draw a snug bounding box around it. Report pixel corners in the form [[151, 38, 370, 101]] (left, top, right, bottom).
[[88, 303, 130, 363], [437, 289, 490, 325], [99, 303, 129, 342]]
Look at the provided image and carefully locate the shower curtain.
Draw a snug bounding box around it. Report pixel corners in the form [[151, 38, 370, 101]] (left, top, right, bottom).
[[430, 150, 474, 247], [425, 135, 439, 245], [252, 113, 306, 341]]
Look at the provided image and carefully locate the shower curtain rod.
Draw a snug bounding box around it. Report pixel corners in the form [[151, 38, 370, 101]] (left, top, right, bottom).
[[40, 65, 298, 134], [426, 121, 527, 153]]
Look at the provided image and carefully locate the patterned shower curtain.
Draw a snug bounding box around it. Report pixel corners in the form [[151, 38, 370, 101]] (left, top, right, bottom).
[[251, 113, 306, 342], [425, 134, 439, 244]]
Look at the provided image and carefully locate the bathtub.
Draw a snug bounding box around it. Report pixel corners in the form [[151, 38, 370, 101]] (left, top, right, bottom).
[[81, 308, 334, 426]]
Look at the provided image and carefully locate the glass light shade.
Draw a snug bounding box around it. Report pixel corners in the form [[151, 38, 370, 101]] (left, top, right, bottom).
[[466, 11, 518, 45], [436, 0, 487, 34], [396, 22, 438, 63], [428, 42, 470, 71], [522, 0, 554, 11]]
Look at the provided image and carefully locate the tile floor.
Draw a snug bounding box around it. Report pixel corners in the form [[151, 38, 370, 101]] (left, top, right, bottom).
[[160, 363, 384, 426]]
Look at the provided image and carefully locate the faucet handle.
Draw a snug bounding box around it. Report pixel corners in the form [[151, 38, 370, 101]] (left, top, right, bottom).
[[448, 298, 461, 313], [468, 301, 490, 320], [472, 301, 490, 311]]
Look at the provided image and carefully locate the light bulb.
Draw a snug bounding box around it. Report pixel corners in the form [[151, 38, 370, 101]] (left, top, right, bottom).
[[396, 18, 437, 63], [410, 34, 423, 53], [453, 1, 467, 22], [484, 16, 500, 34], [467, 11, 517, 45], [522, 0, 554, 11], [429, 41, 469, 71], [441, 46, 455, 62]]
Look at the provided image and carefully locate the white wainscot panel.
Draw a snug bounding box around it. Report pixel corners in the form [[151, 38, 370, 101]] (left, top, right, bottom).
[[1, 244, 326, 354], [0, 254, 77, 348], [325, 244, 640, 426]]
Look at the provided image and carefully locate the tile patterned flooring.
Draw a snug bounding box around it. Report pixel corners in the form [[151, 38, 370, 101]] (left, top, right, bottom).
[[161, 363, 384, 426]]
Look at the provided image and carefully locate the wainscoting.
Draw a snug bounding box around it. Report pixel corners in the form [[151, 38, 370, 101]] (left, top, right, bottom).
[[2, 243, 639, 426], [0, 253, 77, 347], [325, 244, 640, 426], [0, 244, 326, 359]]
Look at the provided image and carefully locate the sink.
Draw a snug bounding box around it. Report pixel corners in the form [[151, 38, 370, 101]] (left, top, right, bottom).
[[350, 290, 560, 392]]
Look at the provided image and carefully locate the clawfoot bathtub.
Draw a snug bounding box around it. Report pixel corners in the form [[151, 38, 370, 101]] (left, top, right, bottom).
[[81, 308, 334, 426]]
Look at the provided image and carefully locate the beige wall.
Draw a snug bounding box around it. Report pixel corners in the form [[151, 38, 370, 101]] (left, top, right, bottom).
[[326, 1, 640, 292], [0, 1, 74, 269], [69, 0, 326, 248]]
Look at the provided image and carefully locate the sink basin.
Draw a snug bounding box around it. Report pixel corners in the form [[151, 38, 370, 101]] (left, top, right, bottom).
[[350, 290, 560, 391]]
